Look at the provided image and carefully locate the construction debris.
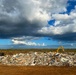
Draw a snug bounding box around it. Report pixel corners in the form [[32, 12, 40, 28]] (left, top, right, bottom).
[[0, 52, 76, 66]]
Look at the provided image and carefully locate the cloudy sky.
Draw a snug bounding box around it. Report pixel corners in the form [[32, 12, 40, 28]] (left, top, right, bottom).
[[0, 0, 76, 49]]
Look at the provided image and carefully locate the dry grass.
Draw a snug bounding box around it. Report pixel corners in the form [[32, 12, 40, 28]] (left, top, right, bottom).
[[0, 65, 76, 75], [0, 49, 76, 55]]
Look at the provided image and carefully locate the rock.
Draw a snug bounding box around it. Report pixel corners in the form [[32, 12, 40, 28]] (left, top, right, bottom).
[[0, 53, 5, 56]]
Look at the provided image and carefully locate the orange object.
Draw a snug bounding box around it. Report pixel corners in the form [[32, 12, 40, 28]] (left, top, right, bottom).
[[56, 46, 65, 53]]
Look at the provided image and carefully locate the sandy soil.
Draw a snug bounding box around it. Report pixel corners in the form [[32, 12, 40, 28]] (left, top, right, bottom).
[[0, 65, 76, 75]]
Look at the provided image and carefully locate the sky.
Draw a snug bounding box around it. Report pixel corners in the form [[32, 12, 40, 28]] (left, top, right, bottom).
[[0, 0, 76, 49]]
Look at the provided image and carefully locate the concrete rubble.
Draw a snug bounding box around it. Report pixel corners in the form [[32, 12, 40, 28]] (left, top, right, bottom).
[[0, 52, 76, 66]]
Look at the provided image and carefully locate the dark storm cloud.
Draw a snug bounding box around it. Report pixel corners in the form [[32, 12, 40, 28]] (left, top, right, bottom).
[[0, 19, 42, 38], [51, 32, 76, 41], [0, 0, 76, 42], [0, 0, 44, 38]]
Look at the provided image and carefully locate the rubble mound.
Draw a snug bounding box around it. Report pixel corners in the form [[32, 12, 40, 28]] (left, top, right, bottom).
[[0, 52, 76, 66]]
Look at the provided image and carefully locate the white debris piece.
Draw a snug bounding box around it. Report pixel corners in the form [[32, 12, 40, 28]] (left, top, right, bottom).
[[61, 57, 68, 63]]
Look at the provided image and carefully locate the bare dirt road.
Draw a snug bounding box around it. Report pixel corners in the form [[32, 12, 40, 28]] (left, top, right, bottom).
[[0, 65, 76, 75]]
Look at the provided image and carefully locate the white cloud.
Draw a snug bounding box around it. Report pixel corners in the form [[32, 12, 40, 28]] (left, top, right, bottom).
[[12, 38, 45, 46], [70, 43, 73, 46], [12, 36, 40, 40], [54, 21, 60, 26], [38, 25, 70, 35], [17, 0, 68, 26], [52, 14, 70, 20], [38, 5, 76, 37], [52, 12, 76, 21]]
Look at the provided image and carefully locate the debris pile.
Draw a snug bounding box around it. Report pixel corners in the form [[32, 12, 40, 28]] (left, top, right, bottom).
[[0, 52, 76, 66]]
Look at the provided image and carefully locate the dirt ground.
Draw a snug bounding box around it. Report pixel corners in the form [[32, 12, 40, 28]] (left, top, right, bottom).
[[0, 65, 76, 75]]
